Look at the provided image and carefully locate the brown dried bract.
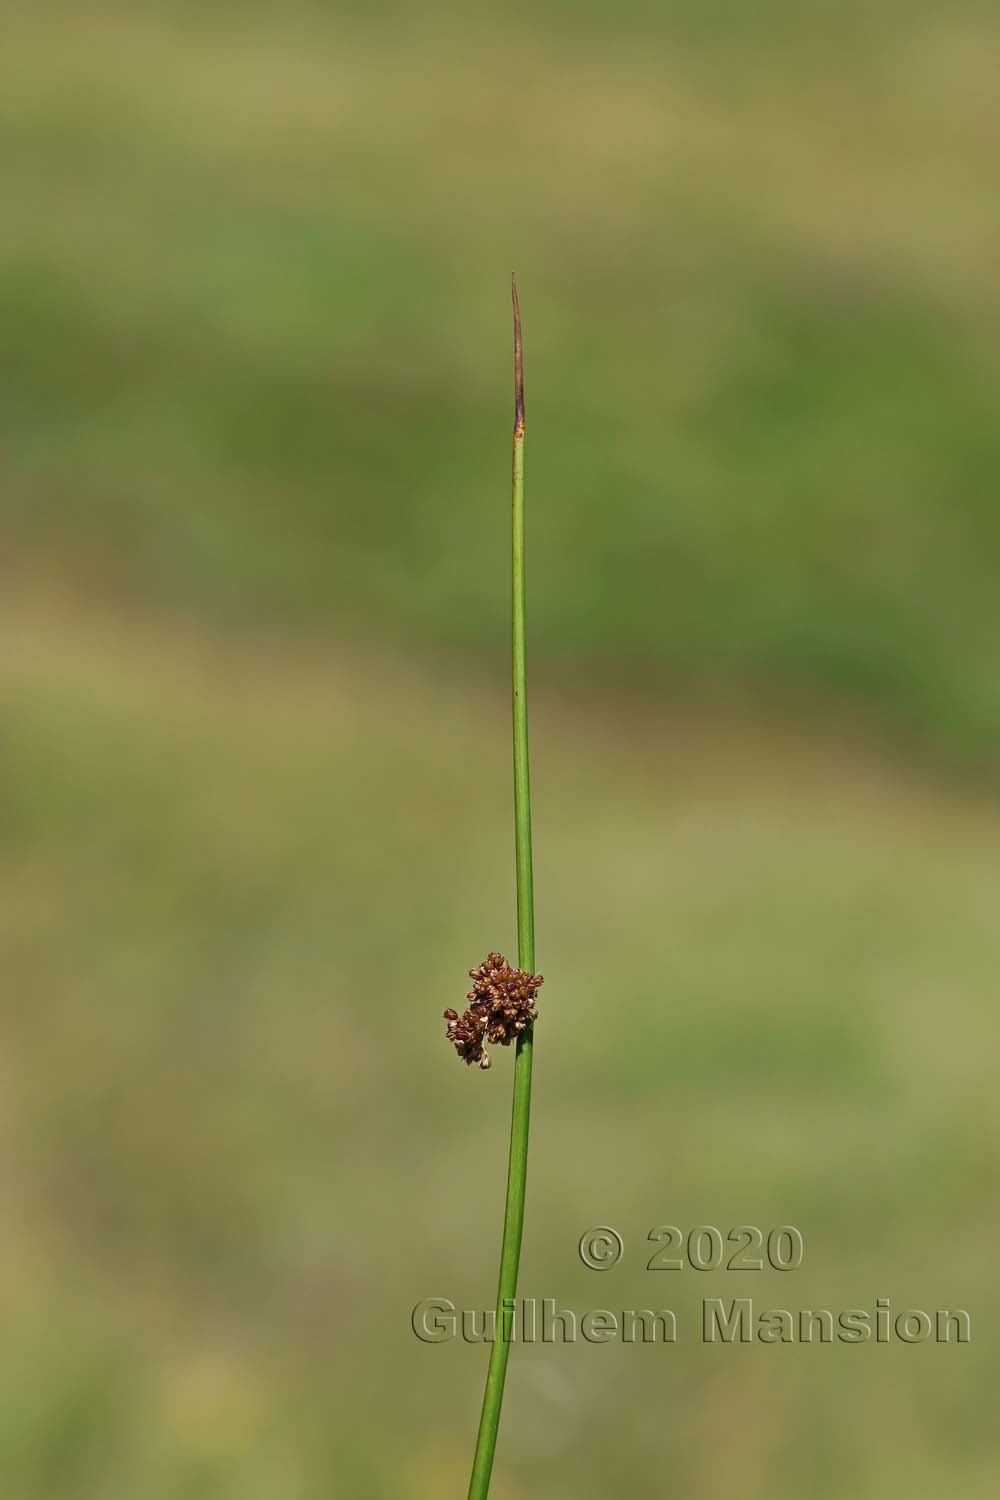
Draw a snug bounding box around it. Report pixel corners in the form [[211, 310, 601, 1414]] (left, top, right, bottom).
[[444, 952, 542, 1070]]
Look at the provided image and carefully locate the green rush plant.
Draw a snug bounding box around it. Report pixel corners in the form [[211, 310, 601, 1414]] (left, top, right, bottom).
[[463, 276, 537, 1500]]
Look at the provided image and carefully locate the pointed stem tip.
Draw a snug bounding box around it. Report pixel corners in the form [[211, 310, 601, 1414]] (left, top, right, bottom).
[[512, 273, 525, 439]]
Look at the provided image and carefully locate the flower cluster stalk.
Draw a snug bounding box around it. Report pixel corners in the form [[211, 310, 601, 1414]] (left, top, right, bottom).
[[465, 275, 536, 1500]]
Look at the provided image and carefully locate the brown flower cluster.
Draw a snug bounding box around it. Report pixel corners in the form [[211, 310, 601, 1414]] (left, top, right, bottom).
[[444, 952, 543, 1070]]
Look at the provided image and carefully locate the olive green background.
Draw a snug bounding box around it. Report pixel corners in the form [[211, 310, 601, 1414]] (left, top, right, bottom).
[[2, 4, 997, 1497]]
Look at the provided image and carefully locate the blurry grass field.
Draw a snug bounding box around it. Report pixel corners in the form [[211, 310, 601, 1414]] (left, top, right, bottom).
[[3, 604, 998, 1498], [4, 4, 1000, 757], [2, 4, 999, 1497]]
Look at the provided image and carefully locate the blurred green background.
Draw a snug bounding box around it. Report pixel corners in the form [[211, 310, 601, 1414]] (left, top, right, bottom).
[[2, 3, 998, 1496]]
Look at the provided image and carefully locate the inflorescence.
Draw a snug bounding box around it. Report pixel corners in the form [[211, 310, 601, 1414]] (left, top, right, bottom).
[[444, 953, 543, 1071]]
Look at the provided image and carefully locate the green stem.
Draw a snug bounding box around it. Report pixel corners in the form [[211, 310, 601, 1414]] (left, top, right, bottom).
[[466, 275, 535, 1500]]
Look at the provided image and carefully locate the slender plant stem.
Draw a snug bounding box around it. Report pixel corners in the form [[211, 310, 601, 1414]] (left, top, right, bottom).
[[466, 275, 535, 1500]]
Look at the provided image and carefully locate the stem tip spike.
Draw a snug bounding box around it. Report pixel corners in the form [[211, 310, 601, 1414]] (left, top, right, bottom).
[[512, 273, 525, 439]]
